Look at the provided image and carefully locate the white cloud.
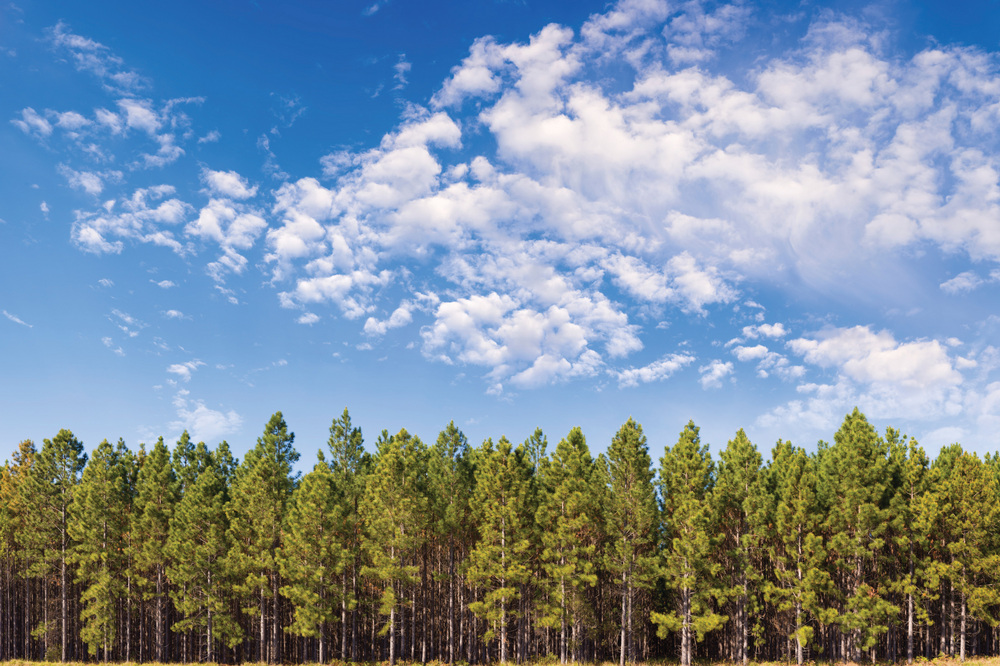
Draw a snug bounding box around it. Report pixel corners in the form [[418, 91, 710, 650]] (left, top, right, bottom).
[[364, 301, 414, 336], [201, 168, 257, 200], [940, 270, 1000, 294], [394, 54, 412, 89], [940, 271, 983, 294], [198, 130, 220, 144], [98, 278, 114, 287], [3, 310, 32, 328], [153, 279, 176, 288], [169, 390, 242, 444], [166, 360, 205, 382], [58, 164, 122, 196], [110, 308, 146, 337], [763, 326, 969, 428], [743, 322, 788, 339], [49, 21, 147, 92], [101, 336, 124, 356], [163, 309, 186, 319], [699, 359, 733, 389], [297, 312, 320, 325], [11, 107, 52, 138], [72, 185, 192, 255], [616, 353, 695, 387]]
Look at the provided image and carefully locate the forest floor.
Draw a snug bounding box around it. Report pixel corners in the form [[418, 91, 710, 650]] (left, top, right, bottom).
[[0, 656, 1000, 666], [3, 658, 1000, 666]]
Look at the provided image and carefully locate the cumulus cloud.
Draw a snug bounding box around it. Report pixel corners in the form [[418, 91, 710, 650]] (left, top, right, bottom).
[[760, 326, 969, 431], [364, 301, 415, 337], [699, 359, 733, 389], [167, 360, 205, 382], [11, 107, 53, 138], [201, 168, 257, 200], [169, 389, 242, 444], [616, 353, 695, 387], [72, 185, 192, 255]]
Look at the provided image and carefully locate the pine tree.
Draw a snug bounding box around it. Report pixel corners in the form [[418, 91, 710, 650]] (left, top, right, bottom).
[[166, 441, 241, 660], [0, 441, 35, 661], [133, 436, 179, 662], [819, 409, 896, 661], [886, 434, 930, 664], [714, 429, 765, 666], [429, 421, 474, 665], [327, 408, 369, 661], [939, 451, 1000, 662], [360, 428, 427, 666], [536, 427, 598, 663], [765, 440, 832, 665], [467, 436, 533, 664], [604, 418, 657, 666], [652, 421, 725, 666], [279, 456, 343, 663], [68, 438, 131, 658], [20, 429, 87, 662], [228, 412, 300, 663]]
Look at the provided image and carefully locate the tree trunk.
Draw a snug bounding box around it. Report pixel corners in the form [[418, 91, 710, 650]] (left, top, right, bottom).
[[341, 571, 348, 662], [260, 586, 266, 663], [449, 538, 455, 666], [272, 571, 280, 664], [619, 570, 627, 666], [61, 512, 68, 663], [960, 589, 967, 663], [907, 550, 914, 665]]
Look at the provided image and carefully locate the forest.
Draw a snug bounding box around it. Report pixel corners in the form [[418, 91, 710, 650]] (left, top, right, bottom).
[[1, 408, 998, 666]]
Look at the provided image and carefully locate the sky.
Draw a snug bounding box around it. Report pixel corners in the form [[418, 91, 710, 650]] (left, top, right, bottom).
[[3, 0, 1000, 468]]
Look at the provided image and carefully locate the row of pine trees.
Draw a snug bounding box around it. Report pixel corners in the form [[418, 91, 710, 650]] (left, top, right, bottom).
[[1, 408, 999, 665]]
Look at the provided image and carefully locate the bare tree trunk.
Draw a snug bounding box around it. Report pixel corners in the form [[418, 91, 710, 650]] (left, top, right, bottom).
[[260, 586, 266, 663], [619, 570, 627, 666], [960, 589, 967, 663], [389, 601, 397, 666], [341, 571, 348, 662], [449, 539, 455, 666], [61, 505, 68, 663], [272, 571, 280, 664]]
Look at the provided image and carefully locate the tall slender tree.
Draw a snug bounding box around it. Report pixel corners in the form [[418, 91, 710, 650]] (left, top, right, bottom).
[[765, 441, 831, 665], [328, 408, 369, 662], [20, 429, 87, 662], [360, 428, 427, 666], [279, 456, 342, 663], [167, 442, 241, 661], [819, 409, 896, 662], [536, 427, 598, 663], [132, 437, 179, 663], [228, 412, 300, 663], [604, 418, 657, 666], [653, 421, 724, 666], [467, 437, 533, 664], [68, 439, 130, 658], [714, 429, 765, 666], [429, 421, 473, 666]]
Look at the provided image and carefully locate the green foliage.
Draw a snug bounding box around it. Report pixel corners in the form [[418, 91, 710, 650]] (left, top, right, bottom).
[[279, 459, 343, 640], [68, 439, 132, 656]]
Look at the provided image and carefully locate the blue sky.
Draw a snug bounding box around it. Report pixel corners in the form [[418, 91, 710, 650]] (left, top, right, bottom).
[[3, 0, 1000, 467]]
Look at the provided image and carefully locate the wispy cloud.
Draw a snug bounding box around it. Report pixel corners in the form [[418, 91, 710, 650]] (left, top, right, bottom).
[[3, 310, 32, 328]]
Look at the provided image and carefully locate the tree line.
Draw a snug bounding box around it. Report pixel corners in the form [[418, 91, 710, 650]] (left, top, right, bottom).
[[1, 407, 999, 665]]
